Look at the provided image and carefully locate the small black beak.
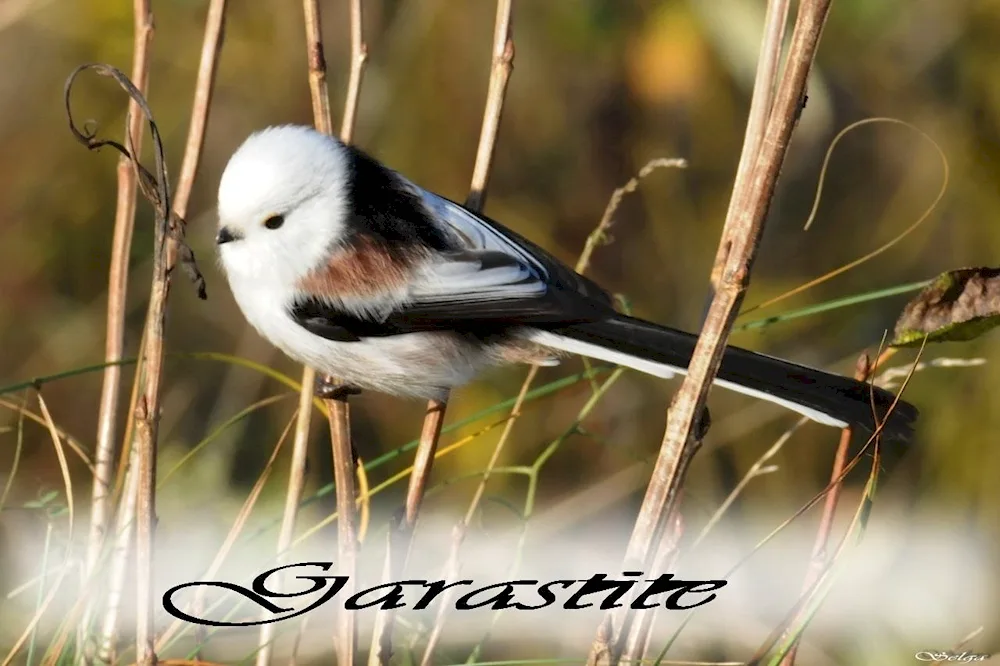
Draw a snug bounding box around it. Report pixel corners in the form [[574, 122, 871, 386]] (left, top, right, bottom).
[[215, 226, 241, 245]]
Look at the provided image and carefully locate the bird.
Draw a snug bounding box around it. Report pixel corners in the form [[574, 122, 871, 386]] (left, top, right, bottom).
[[214, 124, 917, 441]]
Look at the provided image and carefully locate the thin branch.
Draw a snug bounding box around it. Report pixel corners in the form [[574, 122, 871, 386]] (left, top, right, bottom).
[[148, 2, 226, 660], [366, 4, 513, 664], [326, 396, 357, 663], [330, 1, 367, 664], [464, 0, 515, 212], [779, 351, 881, 665], [65, 58, 177, 666], [406, 0, 515, 537], [82, 0, 153, 657], [340, 0, 367, 145], [252, 389, 314, 666], [589, 1, 835, 664], [711, 0, 791, 289], [172, 0, 227, 219], [96, 439, 140, 664], [262, 3, 369, 666], [134, 119, 172, 666]]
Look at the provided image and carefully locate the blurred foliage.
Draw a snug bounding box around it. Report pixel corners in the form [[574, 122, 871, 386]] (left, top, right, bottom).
[[1, 0, 999, 664]]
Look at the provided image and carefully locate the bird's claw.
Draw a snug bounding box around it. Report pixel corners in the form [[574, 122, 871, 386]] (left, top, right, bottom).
[[313, 375, 363, 400]]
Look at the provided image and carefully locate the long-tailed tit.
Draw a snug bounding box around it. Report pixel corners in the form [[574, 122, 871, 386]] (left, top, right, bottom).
[[215, 125, 917, 441]]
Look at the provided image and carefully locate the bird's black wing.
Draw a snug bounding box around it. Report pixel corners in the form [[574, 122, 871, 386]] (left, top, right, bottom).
[[290, 248, 615, 340]]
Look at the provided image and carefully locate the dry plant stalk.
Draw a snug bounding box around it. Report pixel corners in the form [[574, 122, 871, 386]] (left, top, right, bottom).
[[403, 0, 516, 540], [254, 2, 368, 665], [72, 1, 224, 661], [778, 349, 893, 665], [81, 0, 153, 656], [326, 4, 367, 663], [712, 0, 791, 289], [173, 0, 227, 218], [133, 126, 172, 666], [252, 388, 319, 666], [589, 1, 835, 664], [399, 4, 515, 665]]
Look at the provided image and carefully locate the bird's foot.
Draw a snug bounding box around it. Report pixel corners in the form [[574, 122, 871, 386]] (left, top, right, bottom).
[[313, 375, 363, 400]]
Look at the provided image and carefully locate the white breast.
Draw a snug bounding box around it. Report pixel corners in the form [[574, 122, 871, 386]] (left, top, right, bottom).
[[224, 274, 494, 399]]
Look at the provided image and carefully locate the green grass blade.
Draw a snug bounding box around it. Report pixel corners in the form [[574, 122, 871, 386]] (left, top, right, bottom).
[[736, 280, 930, 332]]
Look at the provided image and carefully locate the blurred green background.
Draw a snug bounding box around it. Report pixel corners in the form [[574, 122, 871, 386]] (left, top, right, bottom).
[[1, 0, 999, 663]]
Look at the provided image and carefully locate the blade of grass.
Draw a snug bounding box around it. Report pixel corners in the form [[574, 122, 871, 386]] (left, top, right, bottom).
[[0, 399, 94, 472], [735, 280, 931, 332], [35, 392, 75, 540], [0, 393, 28, 512], [25, 522, 53, 666], [738, 118, 949, 319], [158, 394, 289, 487]]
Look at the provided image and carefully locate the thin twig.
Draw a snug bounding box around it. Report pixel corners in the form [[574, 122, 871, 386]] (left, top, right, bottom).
[[330, 1, 367, 664], [712, 0, 791, 290], [94, 327, 146, 665], [133, 123, 173, 666], [96, 439, 140, 664], [156, 2, 228, 660], [406, 0, 515, 537], [65, 58, 178, 666], [464, 0, 514, 213], [371, 4, 513, 664], [327, 396, 358, 663], [172, 0, 227, 219], [82, 0, 153, 658], [272, 2, 369, 666], [779, 351, 884, 665], [589, 2, 835, 664], [340, 0, 367, 145], [624, 512, 683, 664], [579, 158, 687, 276], [253, 388, 316, 666], [65, 57, 179, 666]]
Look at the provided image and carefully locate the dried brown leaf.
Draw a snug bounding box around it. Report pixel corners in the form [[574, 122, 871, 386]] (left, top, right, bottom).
[[891, 267, 1000, 347]]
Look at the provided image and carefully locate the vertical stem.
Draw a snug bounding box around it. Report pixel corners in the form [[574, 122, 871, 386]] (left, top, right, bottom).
[[81, 0, 153, 656], [414, 5, 515, 664], [130, 8, 168, 666], [253, 385, 314, 666], [711, 0, 791, 289], [780, 351, 890, 665], [96, 438, 140, 664], [172, 0, 227, 219], [588, 1, 835, 663], [168, 4, 228, 656], [284, 2, 368, 666]]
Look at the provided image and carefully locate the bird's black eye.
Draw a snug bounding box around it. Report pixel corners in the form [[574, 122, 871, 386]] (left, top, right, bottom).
[[264, 214, 285, 230]]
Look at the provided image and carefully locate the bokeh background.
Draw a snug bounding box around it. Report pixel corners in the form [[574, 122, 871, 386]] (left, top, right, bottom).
[[1, 0, 999, 664]]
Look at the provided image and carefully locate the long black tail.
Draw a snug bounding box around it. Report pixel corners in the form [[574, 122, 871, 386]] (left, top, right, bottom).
[[532, 314, 917, 442]]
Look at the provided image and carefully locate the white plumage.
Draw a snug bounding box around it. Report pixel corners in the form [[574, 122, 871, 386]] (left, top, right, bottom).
[[214, 125, 917, 440]]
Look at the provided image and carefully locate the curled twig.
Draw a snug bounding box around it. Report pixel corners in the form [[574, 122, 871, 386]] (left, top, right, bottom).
[[64, 63, 208, 300]]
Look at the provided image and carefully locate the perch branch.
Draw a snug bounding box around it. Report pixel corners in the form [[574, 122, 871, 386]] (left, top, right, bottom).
[[588, 1, 835, 664]]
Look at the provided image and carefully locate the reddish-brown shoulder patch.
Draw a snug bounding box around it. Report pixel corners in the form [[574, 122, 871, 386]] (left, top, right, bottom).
[[296, 239, 416, 300]]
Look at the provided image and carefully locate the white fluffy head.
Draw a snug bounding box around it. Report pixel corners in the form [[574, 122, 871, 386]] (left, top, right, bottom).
[[217, 125, 350, 287]]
